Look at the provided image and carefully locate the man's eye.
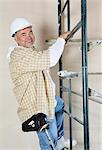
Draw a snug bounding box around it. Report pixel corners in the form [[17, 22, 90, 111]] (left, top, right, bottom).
[[21, 33, 26, 36]]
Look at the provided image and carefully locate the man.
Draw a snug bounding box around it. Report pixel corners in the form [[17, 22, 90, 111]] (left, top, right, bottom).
[[8, 18, 77, 149]]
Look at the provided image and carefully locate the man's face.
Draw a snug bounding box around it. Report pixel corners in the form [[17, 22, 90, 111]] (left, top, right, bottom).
[[15, 27, 35, 48]]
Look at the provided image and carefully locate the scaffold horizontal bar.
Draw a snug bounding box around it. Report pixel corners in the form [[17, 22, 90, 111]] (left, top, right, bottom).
[[64, 110, 84, 125], [88, 72, 102, 75], [61, 86, 102, 104]]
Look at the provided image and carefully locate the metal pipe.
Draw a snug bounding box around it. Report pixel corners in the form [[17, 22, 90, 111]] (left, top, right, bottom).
[[61, 86, 102, 104], [81, 0, 90, 149], [74, 117, 83, 125], [61, 0, 68, 14], [58, 0, 63, 98], [68, 79, 72, 149], [64, 110, 84, 125], [67, 0, 70, 31], [71, 90, 102, 105], [58, 0, 62, 36], [88, 72, 102, 75], [65, 21, 82, 42]]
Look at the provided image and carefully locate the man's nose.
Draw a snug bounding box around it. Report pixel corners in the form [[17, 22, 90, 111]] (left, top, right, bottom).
[[27, 34, 31, 38]]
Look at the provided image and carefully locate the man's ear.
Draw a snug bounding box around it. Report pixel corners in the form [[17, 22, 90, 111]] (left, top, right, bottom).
[[14, 34, 17, 42]]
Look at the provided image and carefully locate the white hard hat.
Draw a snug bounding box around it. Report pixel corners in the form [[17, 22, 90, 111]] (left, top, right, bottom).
[[10, 18, 32, 37]]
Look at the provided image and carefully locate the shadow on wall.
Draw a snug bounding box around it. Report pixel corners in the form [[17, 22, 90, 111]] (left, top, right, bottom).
[[37, 23, 58, 50]]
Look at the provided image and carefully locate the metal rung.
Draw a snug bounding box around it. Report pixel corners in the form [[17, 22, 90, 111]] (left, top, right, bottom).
[[88, 88, 102, 98], [88, 72, 102, 75], [57, 70, 79, 79], [87, 40, 102, 51], [58, 70, 102, 79], [64, 110, 84, 125], [61, 86, 102, 104], [66, 39, 102, 45], [45, 38, 102, 51]]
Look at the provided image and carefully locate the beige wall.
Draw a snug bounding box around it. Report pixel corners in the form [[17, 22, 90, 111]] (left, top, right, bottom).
[[0, 0, 102, 150]]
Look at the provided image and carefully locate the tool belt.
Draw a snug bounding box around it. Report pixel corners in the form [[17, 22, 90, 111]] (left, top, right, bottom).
[[22, 113, 48, 132]]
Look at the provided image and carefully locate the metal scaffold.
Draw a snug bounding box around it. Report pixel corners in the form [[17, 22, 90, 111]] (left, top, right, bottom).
[[57, 0, 102, 150]]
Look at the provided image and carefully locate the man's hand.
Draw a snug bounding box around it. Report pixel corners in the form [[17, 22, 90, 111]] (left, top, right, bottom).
[[59, 31, 70, 40]]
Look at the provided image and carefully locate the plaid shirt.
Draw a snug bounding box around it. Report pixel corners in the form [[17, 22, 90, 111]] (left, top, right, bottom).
[[9, 46, 55, 123]]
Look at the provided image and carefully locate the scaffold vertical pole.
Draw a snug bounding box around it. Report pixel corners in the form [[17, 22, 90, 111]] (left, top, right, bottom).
[[68, 79, 73, 149], [58, 0, 63, 98], [81, 0, 90, 149], [67, 0, 70, 31]]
